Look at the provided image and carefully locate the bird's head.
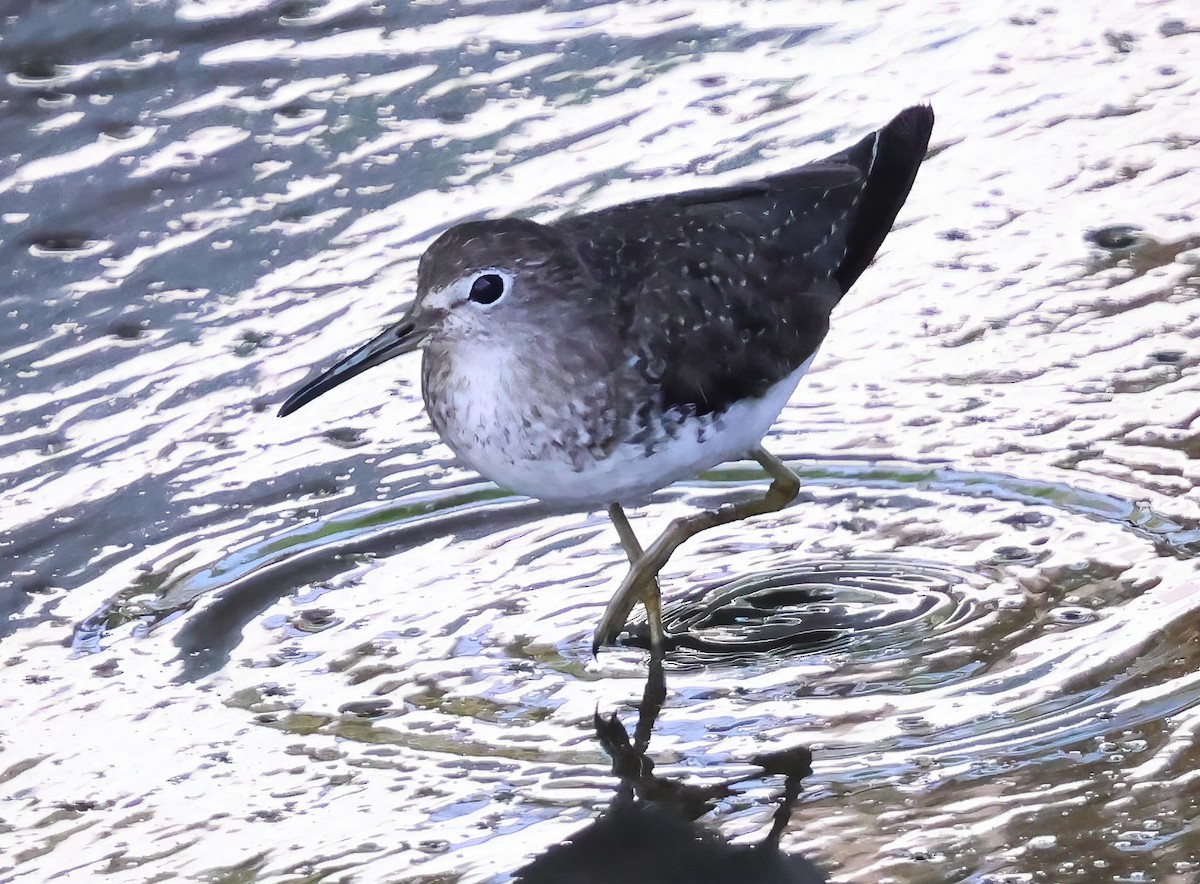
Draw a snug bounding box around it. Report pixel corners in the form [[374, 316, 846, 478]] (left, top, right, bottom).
[[277, 217, 591, 417]]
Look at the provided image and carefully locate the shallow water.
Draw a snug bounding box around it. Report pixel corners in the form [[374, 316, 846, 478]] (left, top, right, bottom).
[[3, 1, 1200, 881]]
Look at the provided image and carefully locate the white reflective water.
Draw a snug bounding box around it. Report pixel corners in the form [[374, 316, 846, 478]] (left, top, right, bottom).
[[2, 1, 1199, 881]]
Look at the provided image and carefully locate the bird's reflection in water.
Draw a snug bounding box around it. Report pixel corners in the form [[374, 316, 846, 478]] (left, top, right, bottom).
[[514, 661, 826, 883]]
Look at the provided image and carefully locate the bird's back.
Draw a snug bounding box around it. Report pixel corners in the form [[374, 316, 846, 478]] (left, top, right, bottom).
[[555, 105, 934, 418]]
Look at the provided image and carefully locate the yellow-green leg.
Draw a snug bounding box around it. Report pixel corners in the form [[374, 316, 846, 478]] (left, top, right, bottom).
[[605, 502, 666, 655], [593, 446, 800, 652]]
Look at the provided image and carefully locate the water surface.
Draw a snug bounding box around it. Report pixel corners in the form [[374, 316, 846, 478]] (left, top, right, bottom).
[[3, 1, 1199, 881]]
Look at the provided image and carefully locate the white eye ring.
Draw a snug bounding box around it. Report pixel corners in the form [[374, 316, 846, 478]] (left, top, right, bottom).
[[467, 269, 510, 305]]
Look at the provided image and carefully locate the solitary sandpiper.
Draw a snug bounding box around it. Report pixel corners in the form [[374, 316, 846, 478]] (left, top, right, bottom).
[[279, 105, 934, 655]]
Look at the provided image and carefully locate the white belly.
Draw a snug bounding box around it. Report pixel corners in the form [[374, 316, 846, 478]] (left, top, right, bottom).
[[432, 351, 815, 506]]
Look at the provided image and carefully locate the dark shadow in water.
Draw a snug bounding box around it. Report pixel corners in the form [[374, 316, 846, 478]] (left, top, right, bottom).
[[514, 661, 826, 883]]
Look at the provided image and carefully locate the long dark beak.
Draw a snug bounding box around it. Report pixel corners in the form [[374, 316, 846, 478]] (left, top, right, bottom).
[[277, 316, 426, 417]]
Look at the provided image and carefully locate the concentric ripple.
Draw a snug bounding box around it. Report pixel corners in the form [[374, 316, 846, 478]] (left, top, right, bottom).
[[624, 557, 980, 665], [72, 458, 1197, 701], [76, 456, 1190, 882]]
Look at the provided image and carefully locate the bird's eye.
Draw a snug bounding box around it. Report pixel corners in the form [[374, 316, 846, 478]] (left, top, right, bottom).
[[468, 273, 505, 305]]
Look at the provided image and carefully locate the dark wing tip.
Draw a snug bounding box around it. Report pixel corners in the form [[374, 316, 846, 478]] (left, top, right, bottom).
[[889, 104, 936, 147], [833, 104, 935, 292]]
